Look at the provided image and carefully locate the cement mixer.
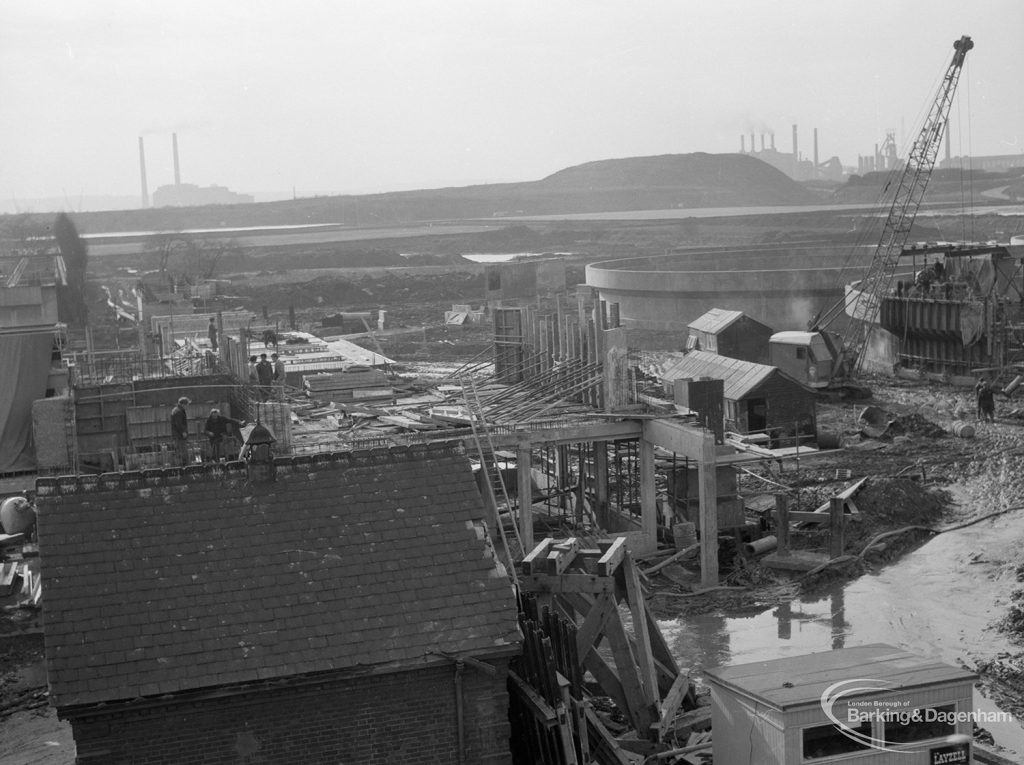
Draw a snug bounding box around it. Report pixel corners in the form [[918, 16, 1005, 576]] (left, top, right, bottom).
[[0, 495, 36, 536]]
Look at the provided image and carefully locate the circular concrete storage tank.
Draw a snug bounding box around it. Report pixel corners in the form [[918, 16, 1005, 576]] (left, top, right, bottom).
[[586, 244, 896, 334]]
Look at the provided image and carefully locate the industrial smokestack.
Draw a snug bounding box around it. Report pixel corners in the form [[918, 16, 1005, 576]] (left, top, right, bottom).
[[172, 133, 181, 186], [741, 135, 746, 153], [771, 133, 776, 151], [760, 134, 765, 152], [792, 124, 799, 176], [751, 132, 756, 154], [813, 128, 819, 169], [138, 136, 149, 209]]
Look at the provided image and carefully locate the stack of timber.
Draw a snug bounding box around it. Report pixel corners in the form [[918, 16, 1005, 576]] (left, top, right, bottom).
[[303, 367, 394, 403], [510, 538, 706, 764]]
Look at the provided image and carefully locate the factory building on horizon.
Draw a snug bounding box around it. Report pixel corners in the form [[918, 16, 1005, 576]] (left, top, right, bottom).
[[139, 133, 253, 208]]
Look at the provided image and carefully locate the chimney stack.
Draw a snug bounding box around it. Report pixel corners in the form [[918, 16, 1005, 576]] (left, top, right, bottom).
[[750, 132, 756, 154], [741, 135, 746, 153], [760, 134, 765, 152], [172, 133, 181, 186], [771, 133, 776, 151], [138, 136, 149, 208], [792, 124, 799, 175]]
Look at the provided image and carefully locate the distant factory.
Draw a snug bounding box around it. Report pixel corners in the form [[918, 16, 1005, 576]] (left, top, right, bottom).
[[739, 126, 844, 183], [742, 124, 1024, 182], [138, 133, 253, 209]]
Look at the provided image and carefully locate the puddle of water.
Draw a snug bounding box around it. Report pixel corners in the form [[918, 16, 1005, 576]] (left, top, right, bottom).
[[660, 511, 1024, 756]]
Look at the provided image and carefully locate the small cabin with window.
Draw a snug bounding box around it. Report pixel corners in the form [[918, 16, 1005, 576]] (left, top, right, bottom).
[[769, 330, 836, 388], [659, 350, 816, 447], [686, 308, 773, 363], [705, 644, 976, 765]]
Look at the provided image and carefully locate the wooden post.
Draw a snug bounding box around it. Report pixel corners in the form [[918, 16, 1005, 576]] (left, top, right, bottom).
[[829, 496, 845, 559], [698, 438, 719, 587], [774, 493, 790, 557], [518, 443, 534, 549]]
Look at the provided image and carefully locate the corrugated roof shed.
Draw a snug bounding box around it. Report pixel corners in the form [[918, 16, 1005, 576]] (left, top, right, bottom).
[[687, 308, 744, 335], [658, 350, 778, 399], [36, 442, 520, 709]]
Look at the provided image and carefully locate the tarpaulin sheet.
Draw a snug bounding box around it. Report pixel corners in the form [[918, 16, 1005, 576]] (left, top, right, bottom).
[[0, 332, 54, 472]]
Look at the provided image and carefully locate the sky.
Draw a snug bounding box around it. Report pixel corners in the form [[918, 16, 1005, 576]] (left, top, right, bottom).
[[1, 1, 1022, 212]]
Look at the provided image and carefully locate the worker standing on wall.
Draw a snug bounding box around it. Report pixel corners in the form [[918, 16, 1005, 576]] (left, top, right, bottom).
[[204, 408, 246, 462], [208, 317, 219, 352], [272, 353, 286, 400], [256, 353, 274, 401], [170, 396, 191, 466]]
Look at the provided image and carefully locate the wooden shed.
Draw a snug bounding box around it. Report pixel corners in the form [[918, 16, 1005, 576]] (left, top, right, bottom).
[[686, 308, 773, 363], [660, 350, 816, 447], [705, 644, 976, 765]]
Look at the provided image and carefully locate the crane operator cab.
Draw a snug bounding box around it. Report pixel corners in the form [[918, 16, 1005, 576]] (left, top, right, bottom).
[[768, 331, 835, 388]]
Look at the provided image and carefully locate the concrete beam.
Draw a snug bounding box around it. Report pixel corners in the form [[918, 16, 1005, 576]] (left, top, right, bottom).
[[475, 419, 641, 450], [642, 419, 720, 586]]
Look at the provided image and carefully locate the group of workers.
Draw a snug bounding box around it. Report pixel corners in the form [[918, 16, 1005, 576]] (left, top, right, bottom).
[[248, 352, 287, 401], [170, 397, 248, 466]]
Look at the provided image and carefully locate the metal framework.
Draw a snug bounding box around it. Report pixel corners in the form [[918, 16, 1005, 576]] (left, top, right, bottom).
[[815, 35, 974, 373]]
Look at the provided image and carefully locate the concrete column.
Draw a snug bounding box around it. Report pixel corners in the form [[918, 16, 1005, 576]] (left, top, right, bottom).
[[517, 443, 534, 549], [593, 441, 609, 530], [640, 439, 657, 550]]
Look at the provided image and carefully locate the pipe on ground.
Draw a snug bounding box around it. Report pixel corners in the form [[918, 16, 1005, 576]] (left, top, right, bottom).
[[745, 535, 778, 556]]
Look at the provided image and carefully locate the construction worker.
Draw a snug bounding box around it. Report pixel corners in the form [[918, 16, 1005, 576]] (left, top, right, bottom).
[[170, 396, 191, 466], [976, 377, 996, 423], [256, 353, 274, 400], [203, 408, 246, 462], [272, 353, 287, 400], [207, 317, 219, 352]]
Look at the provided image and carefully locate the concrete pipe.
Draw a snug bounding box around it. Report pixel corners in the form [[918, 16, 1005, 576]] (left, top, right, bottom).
[[744, 535, 778, 556]]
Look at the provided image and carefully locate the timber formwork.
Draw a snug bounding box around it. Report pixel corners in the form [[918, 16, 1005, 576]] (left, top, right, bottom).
[[509, 539, 703, 764]]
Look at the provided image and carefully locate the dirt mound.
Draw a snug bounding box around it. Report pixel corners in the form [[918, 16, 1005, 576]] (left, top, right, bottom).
[[886, 413, 948, 438]]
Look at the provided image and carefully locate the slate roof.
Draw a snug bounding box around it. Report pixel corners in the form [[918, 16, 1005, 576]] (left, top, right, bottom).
[[36, 442, 521, 709], [658, 350, 797, 400]]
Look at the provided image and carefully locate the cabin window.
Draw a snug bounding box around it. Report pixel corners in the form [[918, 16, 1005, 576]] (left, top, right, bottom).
[[884, 703, 956, 744], [795, 346, 807, 360], [802, 721, 872, 760]]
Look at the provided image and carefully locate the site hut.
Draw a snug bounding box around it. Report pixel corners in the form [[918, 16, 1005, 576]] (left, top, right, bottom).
[[659, 349, 817, 447], [769, 330, 837, 389], [704, 644, 976, 765], [686, 307, 773, 363]]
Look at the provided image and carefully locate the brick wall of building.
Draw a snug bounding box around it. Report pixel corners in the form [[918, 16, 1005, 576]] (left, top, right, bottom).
[[70, 661, 512, 765]]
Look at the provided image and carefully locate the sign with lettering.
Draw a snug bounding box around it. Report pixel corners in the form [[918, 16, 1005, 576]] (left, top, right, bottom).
[[930, 742, 969, 765]]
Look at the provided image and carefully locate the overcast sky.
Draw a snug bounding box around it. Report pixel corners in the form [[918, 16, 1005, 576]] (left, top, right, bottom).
[[2, 1, 1022, 210]]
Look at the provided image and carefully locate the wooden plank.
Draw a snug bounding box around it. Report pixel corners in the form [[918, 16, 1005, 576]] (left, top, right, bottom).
[[596, 537, 627, 576], [643, 603, 681, 678], [547, 537, 580, 575], [521, 538, 555, 575], [829, 496, 845, 558], [622, 554, 659, 707], [603, 606, 657, 735], [583, 706, 634, 765], [522, 573, 615, 594], [574, 593, 617, 660], [508, 670, 558, 728], [659, 672, 692, 728]]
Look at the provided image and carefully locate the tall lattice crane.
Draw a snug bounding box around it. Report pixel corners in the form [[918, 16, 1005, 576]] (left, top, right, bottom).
[[812, 35, 974, 376]]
